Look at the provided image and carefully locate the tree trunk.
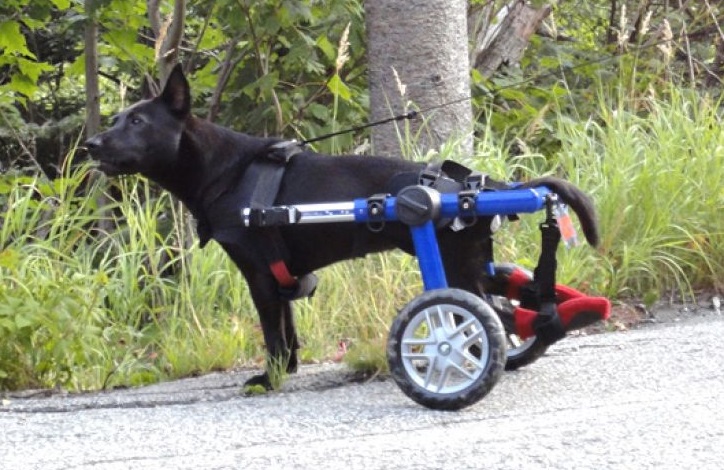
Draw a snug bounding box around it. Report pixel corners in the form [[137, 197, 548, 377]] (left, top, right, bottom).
[[84, 0, 100, 138], [83, 0, 113, 232], [366, 0, 473, 158], [470, 0, 551, 78]]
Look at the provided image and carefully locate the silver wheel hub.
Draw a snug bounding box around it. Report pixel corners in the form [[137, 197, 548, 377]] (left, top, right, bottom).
[[400, 303, 490, 395]]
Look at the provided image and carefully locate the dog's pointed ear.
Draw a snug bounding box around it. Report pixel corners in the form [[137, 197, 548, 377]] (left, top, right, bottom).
[[160, 63, 190, 117]]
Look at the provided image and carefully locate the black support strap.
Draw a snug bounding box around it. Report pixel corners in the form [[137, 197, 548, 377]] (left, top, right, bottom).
[[247, 141, 318, 299], [531, 194, 566, 344]]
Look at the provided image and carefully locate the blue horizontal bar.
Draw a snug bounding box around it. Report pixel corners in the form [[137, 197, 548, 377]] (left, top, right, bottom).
[[353, 186, 551, 224]]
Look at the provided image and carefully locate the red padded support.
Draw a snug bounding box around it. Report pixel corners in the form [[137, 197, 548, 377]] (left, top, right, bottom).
[[501, 267, 612, 340], [513, 291, 611, 339], [506, 268, 533, 300]]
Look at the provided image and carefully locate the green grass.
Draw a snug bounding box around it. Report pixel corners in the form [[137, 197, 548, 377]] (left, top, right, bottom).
[[554, 88, 724, 298], [0, 88, 722, 392]]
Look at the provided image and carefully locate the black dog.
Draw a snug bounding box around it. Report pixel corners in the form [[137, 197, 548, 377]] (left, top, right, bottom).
[[86, 64, 600, 389]]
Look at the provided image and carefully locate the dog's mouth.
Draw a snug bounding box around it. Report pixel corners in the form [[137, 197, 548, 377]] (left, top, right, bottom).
[[92, 157, 134, 176], [82, 147, 133, 176]]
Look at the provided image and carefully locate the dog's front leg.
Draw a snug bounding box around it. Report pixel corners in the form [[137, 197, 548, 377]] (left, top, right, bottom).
[[244, 270, 300, 390]]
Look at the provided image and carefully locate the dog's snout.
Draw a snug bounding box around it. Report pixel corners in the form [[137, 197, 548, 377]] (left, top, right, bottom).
[[84, 135, 102, 152]]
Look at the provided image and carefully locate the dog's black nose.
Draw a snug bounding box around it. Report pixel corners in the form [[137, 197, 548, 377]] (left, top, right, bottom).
[[84, 135, 102, 151]]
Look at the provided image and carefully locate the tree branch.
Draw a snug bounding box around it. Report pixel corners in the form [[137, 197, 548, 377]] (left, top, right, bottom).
[[207, 37, 246, 122], [472, 1, 551, 78], [147, 0, 186, 85], [239, 0, 284, 134], [147, 0, 161, 37]]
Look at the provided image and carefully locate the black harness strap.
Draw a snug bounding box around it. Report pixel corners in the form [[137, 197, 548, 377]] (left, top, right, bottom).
[[247, 141, 318, 299], [500, 193, 567, 345]]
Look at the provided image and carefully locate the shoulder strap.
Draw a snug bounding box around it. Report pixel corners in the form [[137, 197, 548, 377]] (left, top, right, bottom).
[[248, 141, 318, 300], [249, 140, 300, 209]]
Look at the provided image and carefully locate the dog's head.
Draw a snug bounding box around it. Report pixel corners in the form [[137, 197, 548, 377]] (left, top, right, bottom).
[[85, 64, 191, 177]]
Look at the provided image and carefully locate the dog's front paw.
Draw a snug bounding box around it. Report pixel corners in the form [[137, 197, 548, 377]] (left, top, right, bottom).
[[242, 372, 273, 395]]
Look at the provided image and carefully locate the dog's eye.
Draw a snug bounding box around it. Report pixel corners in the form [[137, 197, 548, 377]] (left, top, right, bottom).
[[129, 116, 143, 126]]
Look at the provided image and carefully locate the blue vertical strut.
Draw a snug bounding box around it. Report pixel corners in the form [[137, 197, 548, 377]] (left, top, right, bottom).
[[410, 221, 448, 290]]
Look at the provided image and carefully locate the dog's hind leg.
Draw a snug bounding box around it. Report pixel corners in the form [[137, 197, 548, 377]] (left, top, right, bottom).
[[438, 228, 494, 298]]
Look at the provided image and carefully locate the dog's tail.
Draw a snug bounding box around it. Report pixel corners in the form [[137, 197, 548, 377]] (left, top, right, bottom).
[[520, 177, 600, 247]]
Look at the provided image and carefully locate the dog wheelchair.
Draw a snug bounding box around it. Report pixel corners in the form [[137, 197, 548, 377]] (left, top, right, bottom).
[[241, 164, 610, 410]]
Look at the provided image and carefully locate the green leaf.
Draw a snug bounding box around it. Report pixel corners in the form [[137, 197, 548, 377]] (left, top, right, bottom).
[[103, 29, 154, 63], [497, 87, 527, 103], [8, 74, 37, 98], [21, 17, 49, 30], [243, 72, 279, 100], [0, 21, 33, 57], [50, 0, 71, 9], [539, 56, 561, 69], [15, 315, 35, 330], [470, 68, 484, 84], [0, 318, 15, 332], [327, 73, 351, 102], [67, 54, 85, 77], [308, 103, 330, 121], [16, 57, 54, 83], [316, 34, 335, 62]]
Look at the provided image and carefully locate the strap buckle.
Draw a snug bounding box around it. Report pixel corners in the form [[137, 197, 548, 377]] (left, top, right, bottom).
[[243, 206, 300, 227], [267, 140, 302, 163], [418, 168, 439, 187], [465, 172, 485, 190]]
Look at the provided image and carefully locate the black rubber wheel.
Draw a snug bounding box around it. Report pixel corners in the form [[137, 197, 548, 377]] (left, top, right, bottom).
[[486, 264, 549, 371], [387, 288, 506, 411]]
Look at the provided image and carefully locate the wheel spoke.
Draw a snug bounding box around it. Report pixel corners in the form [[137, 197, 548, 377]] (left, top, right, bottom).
[[401, 351, 434, 361], [461, 329, 485, 349], [507, 334, 523, 348], [443, 308, 457, 332], [448, 360, 477, 380], [424, 309, 444, 341], [401, 337, 435, 347], [461, 351, 485, 371], [432, 306, 447, 332], [423, 355, 439, 389], [434, 364, 452, 392], [448, 317, 477, 339]]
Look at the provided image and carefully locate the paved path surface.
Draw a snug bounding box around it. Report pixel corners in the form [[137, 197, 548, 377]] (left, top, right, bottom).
[[2, 313, 723, 470]]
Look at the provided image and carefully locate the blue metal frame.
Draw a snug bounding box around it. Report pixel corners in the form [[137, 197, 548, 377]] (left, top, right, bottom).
[[410, 222, 448, 290], [353, 186, 552, 291], [351, 187, 551, 223]]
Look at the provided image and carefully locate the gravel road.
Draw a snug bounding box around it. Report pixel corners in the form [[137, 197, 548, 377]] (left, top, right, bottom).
[[2, 311, 723, 470]]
